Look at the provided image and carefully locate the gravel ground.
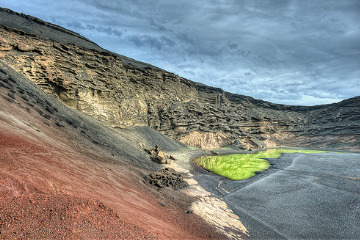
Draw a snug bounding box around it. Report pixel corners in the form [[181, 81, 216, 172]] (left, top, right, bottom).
[[0, 194, 156, 239]]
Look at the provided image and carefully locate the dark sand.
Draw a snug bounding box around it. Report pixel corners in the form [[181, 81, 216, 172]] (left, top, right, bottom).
[[193, 151, 360, 239]]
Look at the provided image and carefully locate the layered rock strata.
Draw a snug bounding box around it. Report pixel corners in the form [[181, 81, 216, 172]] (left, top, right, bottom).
[[1, 9, 359, 150]]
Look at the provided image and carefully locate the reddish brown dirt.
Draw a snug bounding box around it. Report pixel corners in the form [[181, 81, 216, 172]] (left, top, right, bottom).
[[0, 88, 226, 239], [0, 194, 155, 239]]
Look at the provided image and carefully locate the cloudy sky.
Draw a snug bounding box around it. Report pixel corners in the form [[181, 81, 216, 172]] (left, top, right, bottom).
[[1, 0, 359, 105]]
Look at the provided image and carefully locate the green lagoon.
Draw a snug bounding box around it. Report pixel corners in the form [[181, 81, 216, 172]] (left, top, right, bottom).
[[194, 149, 326, 180]]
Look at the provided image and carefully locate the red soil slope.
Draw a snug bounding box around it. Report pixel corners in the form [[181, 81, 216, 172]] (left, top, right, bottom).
[[0, 80, 225, 239]]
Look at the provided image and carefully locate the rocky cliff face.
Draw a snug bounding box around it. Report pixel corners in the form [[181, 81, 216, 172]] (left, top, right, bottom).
[[1, 8, 359, 151]]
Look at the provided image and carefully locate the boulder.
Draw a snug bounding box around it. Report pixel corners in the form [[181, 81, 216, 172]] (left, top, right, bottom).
[[17, 43, 35, 52], [144, 145, 175, 164], [144, 168, 189, 190]]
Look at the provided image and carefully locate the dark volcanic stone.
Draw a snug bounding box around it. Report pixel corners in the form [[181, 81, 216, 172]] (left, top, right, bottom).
[[7, 92, 15, 99], [144, 168, 189, 190], [43, 114, 51, 120], [3, 96, 14, 103], [55, 121, 64, 127], [8, 77, 16, 84], [1, 78, 9, 84]]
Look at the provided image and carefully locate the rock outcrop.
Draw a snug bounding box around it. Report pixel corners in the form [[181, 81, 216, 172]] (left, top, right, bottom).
[[1, 8, 359, 151], [179, 131, 233, 149], [144, 168, 189, 190], [144, 145, 175, 164]]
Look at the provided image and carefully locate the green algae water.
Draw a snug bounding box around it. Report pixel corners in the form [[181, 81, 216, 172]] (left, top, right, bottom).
[[193, 149, 326, 180]]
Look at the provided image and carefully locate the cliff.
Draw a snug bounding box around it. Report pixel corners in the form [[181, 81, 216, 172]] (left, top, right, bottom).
[[1, 7, 359, 151]]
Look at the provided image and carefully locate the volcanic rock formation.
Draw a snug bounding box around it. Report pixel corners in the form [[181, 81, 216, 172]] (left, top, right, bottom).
[[1, 7, 359, 151]]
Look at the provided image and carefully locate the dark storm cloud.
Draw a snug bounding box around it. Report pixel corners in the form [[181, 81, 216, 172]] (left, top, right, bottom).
[[127, 35, 175, 50], [1, 0, 359, 105], [51, 19, 124, 37]]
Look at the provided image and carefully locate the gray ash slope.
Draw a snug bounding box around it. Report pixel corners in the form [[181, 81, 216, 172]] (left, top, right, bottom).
[[0, 7, 359, 151], [0, 60, 186, 171]]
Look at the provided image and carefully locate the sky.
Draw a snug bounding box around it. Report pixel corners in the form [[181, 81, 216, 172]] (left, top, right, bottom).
[[1, 0, 359, 106]]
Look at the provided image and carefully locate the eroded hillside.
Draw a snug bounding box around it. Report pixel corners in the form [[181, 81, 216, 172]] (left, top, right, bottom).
[[0, 8, 359, 151], [0, 59, 234, 239]]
